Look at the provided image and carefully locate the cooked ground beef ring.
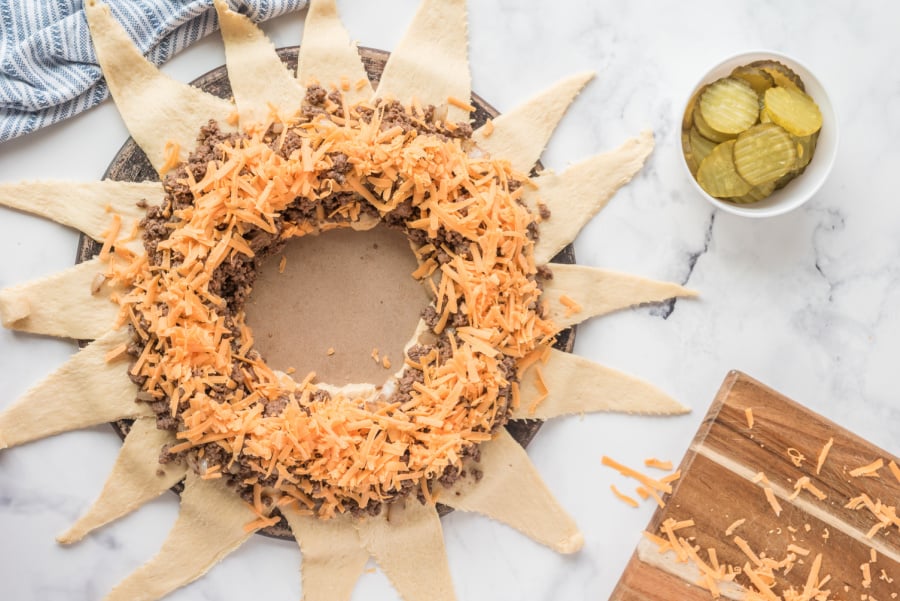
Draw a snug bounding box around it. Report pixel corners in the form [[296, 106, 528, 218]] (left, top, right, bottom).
[[121, 89, 552, 518]]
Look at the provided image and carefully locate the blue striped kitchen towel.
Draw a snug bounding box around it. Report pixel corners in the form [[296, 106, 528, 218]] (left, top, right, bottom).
[[0, 0, 307, 144]]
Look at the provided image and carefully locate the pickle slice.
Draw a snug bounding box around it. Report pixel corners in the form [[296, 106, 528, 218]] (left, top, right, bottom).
[[763, 86, 823, 137], [689, 126, 718, 168], [774, 170, 799, 190], [729, 181, 776, 204], [733, 123, 797, 186], [794, 131, 819, 171], [682, 131, 698, 174], [697, 140, 752, 198], [730, 65, 775, 95], [693, 103, 734, 142], [699, 77, 760, 135], [748, 60, 805, 91], [772, 131, 819, 190], [682, 85, 706, 131], [682, 59, 823, 202]]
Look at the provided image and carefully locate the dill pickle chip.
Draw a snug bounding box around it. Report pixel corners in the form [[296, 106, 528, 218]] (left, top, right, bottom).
[[774, 169, 800, 190], [683, 85, 706, 131], [697, 140, 752, 198], [773, 131, 818, 189], [689, 126, 718, 167], [699, 77, 759, 135], [693, 103, 734, 142], [729, 181, 776, 204], [748, 60, 805, 91], [730, 65, 775, 95], [684, 59, 823, 200], [682, 131, 698, 174], [733, 123, 797, 186], [764, 86, 822, 136], [794, 131, 819, 170]]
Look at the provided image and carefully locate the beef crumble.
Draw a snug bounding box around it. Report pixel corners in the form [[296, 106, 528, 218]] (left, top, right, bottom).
[[126, 97, 544, 515]]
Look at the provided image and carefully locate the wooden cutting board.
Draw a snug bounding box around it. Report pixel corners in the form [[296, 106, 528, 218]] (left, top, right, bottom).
[[611, 371, 899, 600]]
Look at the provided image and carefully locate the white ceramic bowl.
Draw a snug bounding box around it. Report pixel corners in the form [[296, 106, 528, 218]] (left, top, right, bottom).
[[680, 50, 838, 218]]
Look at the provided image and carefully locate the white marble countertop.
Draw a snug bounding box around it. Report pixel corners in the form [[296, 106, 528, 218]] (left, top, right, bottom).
[[1, 1, 898, 600]]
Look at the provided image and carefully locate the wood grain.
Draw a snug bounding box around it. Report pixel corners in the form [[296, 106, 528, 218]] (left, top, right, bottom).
[[611, 371, 900, 600]]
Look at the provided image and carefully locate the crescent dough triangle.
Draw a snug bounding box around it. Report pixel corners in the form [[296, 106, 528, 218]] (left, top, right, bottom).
[[0, 180, 158, 253], [472, 72, 594, 172], [214, 0, 304, 128], [58, 418, 185, 543], [374, 0, 471, 123], [542, 263, 697, 332], [529, 130, 656, 265], [440, 428, 583, 554], [0, 257, 121, 339], [84, 0, 237, 173], [511, 348, 689, 419], [103, 472, 258, 601], [283, 509, 369, 601], [298, 0, 373, 104], [0, 328, 150, 449], [356, 501, 456, 601]]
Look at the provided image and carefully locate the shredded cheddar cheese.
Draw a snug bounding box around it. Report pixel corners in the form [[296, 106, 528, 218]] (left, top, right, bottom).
[[601, 455, 673, 495], [447, 96, 476, 113], [725, 518, 746, 536], [526, 364, 549, 415], [559, 294, 582, 317], [789, 476, 827, 501], [764, 487, 783, 517], [746, 407, 755, 429], [816, 437, 834, 475], [644, 457, 674, 471], [660, 470, 681, 485], [889, 460, 900, 485], [845, 493, 900, 539], [159, 140, 182, 175], [610, 484, 639, 508], [787, 447, 805, 467], [646, 516, 840, 601], [603, 455, 680, 509], [850, 458, 885, 478], [102, 98, 556, 518]]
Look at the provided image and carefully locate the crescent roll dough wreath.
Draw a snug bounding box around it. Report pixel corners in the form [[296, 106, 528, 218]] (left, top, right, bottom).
[[124, 96, 555, 519], [0, 1, 697, 600]]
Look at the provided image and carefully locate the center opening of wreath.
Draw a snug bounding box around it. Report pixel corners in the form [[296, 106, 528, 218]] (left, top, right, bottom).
[[244, 225, 430, 386]]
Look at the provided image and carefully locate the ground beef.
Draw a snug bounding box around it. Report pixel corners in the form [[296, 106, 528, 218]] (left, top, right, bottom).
[[387, 199, 416, 221], [326, 152, 351, 183], [390, 366, 425, 407], [380, 100, 435, 135], [305, 85, 327, 106], [310, 389, 331, 404], [128, 98, 538, 514], [279, 129, 305, 158], [536, 264, 554, 280], [158, 440, 184, 465], [421, 306, 439, 329], [406, 344, 432, 363], [263, 395, 290, 417]]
